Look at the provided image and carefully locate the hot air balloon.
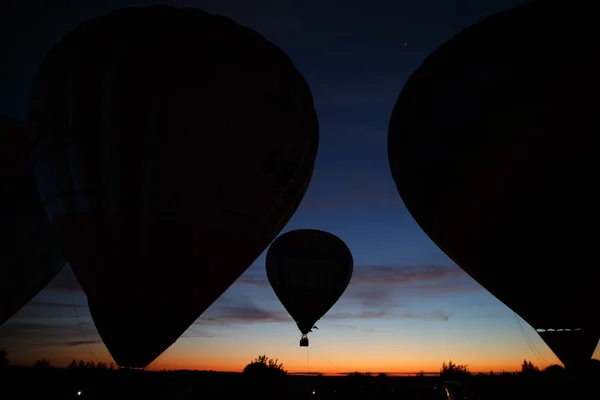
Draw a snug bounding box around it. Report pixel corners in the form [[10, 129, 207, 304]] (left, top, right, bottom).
[[387, 1, 599, 369], [28, 6, 318, 368], [266, 229, 353, 346], [0, 115, 65, 325]]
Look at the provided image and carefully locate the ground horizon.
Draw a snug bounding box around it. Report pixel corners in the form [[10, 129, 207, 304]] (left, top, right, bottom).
[[4, 352, 564, 376]]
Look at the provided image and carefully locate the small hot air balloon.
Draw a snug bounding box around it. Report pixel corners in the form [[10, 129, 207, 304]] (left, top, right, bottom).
[[0, 115, 65, 325], [388, 1, 599, 369], [28, 6, 318, 368], [266, 229, 353, 346]]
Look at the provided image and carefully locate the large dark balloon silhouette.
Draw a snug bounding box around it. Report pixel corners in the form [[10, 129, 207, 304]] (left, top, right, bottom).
[[388, 1, 599, 369], [28, 6, 318, 368], [0, 116, 65, 326], [266, 229, 353, 346]]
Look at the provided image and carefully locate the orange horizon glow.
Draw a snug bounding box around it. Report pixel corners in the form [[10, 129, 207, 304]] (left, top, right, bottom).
[[4, 266, 599, 378], [6, 358, 532, 376], [8, 338, 587, 376]]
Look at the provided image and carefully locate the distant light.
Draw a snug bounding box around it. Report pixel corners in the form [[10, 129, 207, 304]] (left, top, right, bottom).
[[77, 391, 82, 396], [312, 389, 316, 395], [404, 42, 408, 46]]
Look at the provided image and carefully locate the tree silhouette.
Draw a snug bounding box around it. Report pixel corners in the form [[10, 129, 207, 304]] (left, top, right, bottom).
[[0, 348, 8, 368], [440, 360, 470, 380], [520, 359, 540, 375], [243, 355, 287, 380], [68, 359, 111, 370], [33, 358, 51, 368]]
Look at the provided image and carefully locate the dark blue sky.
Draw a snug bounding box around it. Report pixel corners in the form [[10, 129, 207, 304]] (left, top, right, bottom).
[[4, 0, 582, 373]]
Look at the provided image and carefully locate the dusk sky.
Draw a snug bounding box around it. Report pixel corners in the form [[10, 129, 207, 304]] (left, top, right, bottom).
[[2, 0, 597, 374]]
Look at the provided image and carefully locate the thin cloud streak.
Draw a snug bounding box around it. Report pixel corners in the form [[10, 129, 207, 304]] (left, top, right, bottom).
[[398, 311, 449, 321], [2, 263, 471, 350], [196, 301, 451, 326], [181, 330, 220, 339], [350, 264, 469, 285], [0, 319, 99, 349], [239, 263, 474, 288], [64, 339, 104, 347], [327, 311, 388, 320]]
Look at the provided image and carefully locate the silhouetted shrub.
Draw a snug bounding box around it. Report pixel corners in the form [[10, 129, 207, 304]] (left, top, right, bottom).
[[243, 355, 287, 379], [440, 360, 470, 380], [32, 358, 51, 368]]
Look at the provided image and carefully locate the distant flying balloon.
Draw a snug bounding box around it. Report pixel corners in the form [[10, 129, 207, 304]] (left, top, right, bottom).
[[388, 1, 599, 369], [28, 6, 318, 368], [266, 229, 353, 346], [0, 115, 65, 325]]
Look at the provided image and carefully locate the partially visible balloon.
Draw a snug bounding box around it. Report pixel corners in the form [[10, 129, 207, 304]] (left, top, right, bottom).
[[266, 229, 353, 345], [28, 6, 318, 368], [388, 1, 599, 369], [0, 115, 65, 325]]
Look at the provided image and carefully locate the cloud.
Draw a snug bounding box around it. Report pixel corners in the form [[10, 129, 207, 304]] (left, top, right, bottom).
[[398, 311, 449, 321], [63, 339, 104, 347], [327, 311, 388, 320], [1, 322, 55, 331], [181, 330, 220, 339], [14, 297, 91, 320], [235, 264, 478, 317], [0, 319, 99, 349], [351, 264, 467, 286], [197, 301, 291, 326], [236, 277, 270, 287], [12, 263, 471, 343], [329, 324, 375, 332], [195, 300, 393, 327], [326, 310, 449, 322], [236, 265, 270, 288], [355, 264, 478, 294], [238, 263, 471, 289], [344, 286, 398, 309], [340, 264, 479, 313]]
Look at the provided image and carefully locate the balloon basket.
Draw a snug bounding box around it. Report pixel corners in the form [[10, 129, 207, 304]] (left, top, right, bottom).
[[300, 335, 309, 347]]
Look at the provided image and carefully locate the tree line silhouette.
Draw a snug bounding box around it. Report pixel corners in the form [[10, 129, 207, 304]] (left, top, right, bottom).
[[3, 348, 600, 399], [0, 347, 577, 378]]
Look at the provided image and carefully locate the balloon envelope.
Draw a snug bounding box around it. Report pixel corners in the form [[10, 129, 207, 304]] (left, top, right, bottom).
[[388, 1, 599, 368], [266, 229, 353, 335], [0, 115, 65, 325], [28, 6, 318, 368]]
